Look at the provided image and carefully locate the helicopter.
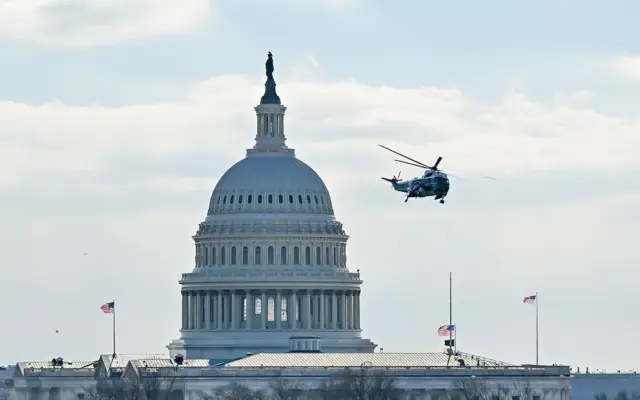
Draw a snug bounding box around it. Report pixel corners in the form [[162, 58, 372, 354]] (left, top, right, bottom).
[[378, 144, 457, 204]]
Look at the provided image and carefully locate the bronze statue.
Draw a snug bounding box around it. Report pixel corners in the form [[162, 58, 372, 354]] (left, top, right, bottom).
[[265, 52, 274, 80]]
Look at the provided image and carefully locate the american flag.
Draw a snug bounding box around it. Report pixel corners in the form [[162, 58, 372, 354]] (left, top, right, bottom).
[[437, 325, 455, 336], [100, 301, 115, 314], [523, 295, 536, 305]]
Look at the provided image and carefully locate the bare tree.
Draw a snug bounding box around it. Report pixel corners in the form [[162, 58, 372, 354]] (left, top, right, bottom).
[[85, 370, 177, 400], [615, 392, 630, 400], [267, 379, 305, 400], [0, 382, 12, 400], [330, 366, 401, 400], [511, 381, 537, 400], [453, 379, 511, 400], [204, 382, 267, 400]]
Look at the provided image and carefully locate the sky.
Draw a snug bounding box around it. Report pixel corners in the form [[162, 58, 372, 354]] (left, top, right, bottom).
[[0, 0, 639, 372]]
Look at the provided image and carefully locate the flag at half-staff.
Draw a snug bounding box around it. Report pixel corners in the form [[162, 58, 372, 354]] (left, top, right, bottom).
[[437, 324, 455, 336]]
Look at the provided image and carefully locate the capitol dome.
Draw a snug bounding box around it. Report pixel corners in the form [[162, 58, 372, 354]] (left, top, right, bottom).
[[207, 154, 334, 216], [168, 53, 376, 360]]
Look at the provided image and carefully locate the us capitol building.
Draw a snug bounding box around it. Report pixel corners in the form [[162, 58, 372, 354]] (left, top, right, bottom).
[[1, 53, 572, 400]]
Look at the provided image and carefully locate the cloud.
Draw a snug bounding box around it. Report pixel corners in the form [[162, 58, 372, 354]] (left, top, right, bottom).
[[0, 65, 638, 191], [1, 58, 640, 369], [0, 0, 212, 46], [608, 55, 640, 81]]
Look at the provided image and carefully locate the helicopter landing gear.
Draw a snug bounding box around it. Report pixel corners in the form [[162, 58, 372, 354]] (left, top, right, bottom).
[[439, 199, 445, 204]]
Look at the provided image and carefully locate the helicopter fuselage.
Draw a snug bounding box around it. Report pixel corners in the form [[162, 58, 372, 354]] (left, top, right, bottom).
[[389, 170, 450, 199]]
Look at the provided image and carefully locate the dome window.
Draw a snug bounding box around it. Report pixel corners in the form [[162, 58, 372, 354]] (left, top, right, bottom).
[[293, 246, 300, 264], [288, 195, 294, 204], [231, 246, 237, 265], [230, 195, 235, 204], [223, 195, 227, 204], [314, 195, 318, 204], [298, 195, 303, 204], [320, 196, 324, 204], [248, 195, 253, 204], [279, 194, 284, 204], [306, 195, 311, 204], [280, 246, 287, 264], [316, 247, 321, 265], [268, 194, 273, 204], [238, 195, 243, 204], [217, 197, 221, 204], [258, 194, 263, 204], [242, 246, 249, 265]]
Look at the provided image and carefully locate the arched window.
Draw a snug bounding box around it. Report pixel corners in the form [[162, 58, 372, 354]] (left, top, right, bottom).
[[258, 194, 263, 204], [268, 246, 275, 264], [231, 246, 237, 265], [255, 298, 262, 314], [279, 194, 284, 204], [221, 247, 226, 265], [268, 298, 275, 321], [248, 194, 253, 204], [268, 194, 273, 204], [223, 195, 227, 204], [280, 246, 287, 264], [255, 246, 262, 265], [298, 194, 303, 204], [239, 195, 243, 204], [326, 247, 330, 265], [242, 246, 249, 265], [307, 195, 311, 204], [305, 246, 311, 265], [289, 195, 294, 204], [212, 247, 217, 265], [217, 197, 221, 204], [293, 246, 300, 264], [320, 196, 324, 204], [316, 246, 321, 265], [230, 195, 234, 204], [314, 195, 318, 204], [333, 247, 337, 265], [204, 247, 209, 265]]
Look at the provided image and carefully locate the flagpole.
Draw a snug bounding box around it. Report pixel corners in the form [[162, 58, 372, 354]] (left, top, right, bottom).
[[449, 272, 454, 353], [535, 292, 538, 365], [112, 300, 116, 357]]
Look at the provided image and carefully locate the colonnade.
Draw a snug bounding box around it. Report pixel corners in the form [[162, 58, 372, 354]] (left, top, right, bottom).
[[181, 289, 360, 331]]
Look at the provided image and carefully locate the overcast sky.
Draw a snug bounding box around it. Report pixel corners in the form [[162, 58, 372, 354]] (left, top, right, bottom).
[[1, 0, 639, 372]]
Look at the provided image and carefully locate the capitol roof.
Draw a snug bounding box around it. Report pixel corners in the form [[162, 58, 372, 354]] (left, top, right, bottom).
[[223, 352, 513, 368]]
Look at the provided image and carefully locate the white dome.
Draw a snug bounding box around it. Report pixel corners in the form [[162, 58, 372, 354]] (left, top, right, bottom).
[[207, 153, 335, 216]]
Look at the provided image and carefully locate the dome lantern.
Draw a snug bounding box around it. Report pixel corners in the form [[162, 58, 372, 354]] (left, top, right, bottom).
[[248, 52, 293, 156]]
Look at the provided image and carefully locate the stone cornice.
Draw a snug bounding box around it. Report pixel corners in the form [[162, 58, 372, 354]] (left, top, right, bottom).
[[195, 220, 347, 237], [181, 267, 361, 285]]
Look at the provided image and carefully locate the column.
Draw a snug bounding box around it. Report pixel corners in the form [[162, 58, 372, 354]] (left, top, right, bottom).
[[217, 291, 223, 330], [204, 291, 211, 329], [349, 292, 355, 329], [231, 291, 237, 330], [181, 292, 188, 330], [246, 291, 253, 330], [319, 291, 325, 329], [276, 291, 282, 329], [357, 292, 361, 329], [331, 291, 337, 329], [305, 291, 312, 329], [198, 292, 204, 329], [290, 290, 297, 330], [261, 291, 268, 329], [341, 291, 347, 329], [188, 292, 195, 329]]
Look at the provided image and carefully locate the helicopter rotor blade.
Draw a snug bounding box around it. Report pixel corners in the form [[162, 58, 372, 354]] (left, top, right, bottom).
[[394, 159, 427, 169], [433, 157, 442, 170], [378, 144, 431, 169]]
